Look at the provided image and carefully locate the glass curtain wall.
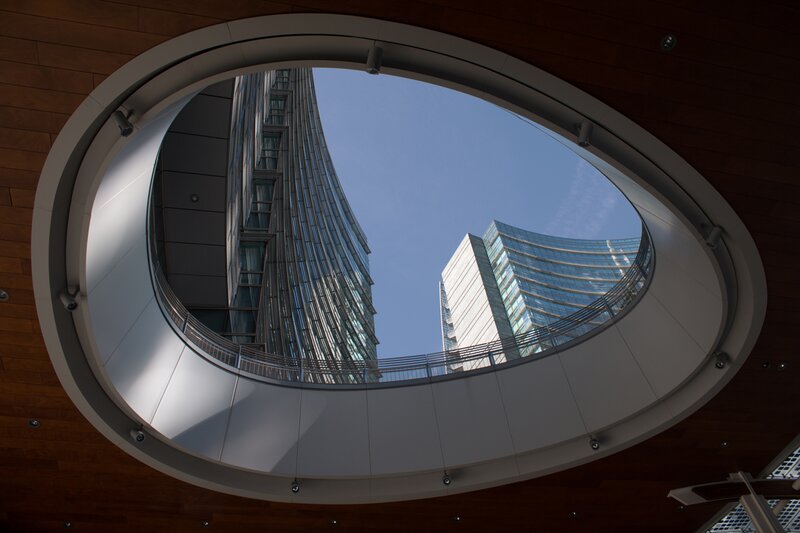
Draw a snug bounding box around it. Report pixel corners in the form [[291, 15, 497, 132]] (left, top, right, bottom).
[[226, 68, 378, 383], [440, 220, 641, 370]]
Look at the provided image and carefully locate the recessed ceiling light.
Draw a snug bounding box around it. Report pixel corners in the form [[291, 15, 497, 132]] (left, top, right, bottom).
[[660, 34, 677, 51], [202, 520, 210, 527], [777, 362, 787, 371], [0, 289, 8, 301], [64, 522, 72, 528], [720, 441, 729, 449], [190, 193, 200, 203], [568, 511, 579, 519], [28, 419, 40, 428]]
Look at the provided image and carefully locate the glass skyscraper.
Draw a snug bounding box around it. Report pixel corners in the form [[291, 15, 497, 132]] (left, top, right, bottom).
[[149, 68, 378, 383], [440, 220, 641, 371], [227, 68, 378, 378]]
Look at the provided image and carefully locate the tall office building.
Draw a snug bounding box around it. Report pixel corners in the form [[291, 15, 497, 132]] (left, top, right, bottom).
[[154, 68, 378, 381], [440, 220, 641, 371], [228, 68, 378, 375]]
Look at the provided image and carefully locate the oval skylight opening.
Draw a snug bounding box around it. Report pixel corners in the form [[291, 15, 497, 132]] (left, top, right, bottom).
[[33, 14, 749, 503], [148, 66, 649, 384]]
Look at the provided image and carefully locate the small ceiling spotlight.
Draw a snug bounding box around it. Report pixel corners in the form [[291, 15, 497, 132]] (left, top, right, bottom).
[[761, 361, 770, 369], [202, 520, 210, 527], [442, 472, 452, 486], [453, 516, 462, 522], [589, 437, 600, 451], [291, 479, 300, 494], [129, 427, 145, 443], [777, 362, 787, 371], [28, 419, 41, 428], [576, 120, 594, 147], [112, 109, 134, 137], [705, 226, 723, 249], [714, 352, 729, 369], [64, 522, 72, 528], [330, 519, 338, 526], [568, 511, 579, 519], [720, 440, 729, 449], [190, 193, 200, 203], [660, 34, 677, 51], [365, 42, 384, 75], [0, 289, 8, 302], [60, 289, 79, 311]]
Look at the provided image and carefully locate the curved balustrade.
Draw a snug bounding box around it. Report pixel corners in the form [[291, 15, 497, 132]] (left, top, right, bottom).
[[150, 228, 652, 386]]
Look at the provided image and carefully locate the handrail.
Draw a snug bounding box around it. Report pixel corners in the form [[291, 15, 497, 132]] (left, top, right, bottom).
[[150, 228, 652, 386]]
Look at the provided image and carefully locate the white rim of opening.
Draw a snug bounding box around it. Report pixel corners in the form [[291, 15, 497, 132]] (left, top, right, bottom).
[[32, 14, 766, 503]]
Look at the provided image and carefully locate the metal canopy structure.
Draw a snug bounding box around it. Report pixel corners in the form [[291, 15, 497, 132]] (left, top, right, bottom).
[[1, 2, 798, 531]]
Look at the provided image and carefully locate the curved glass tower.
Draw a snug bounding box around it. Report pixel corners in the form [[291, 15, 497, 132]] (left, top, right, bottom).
[[440, 220, 641, 370], [227, 68, 378, 378], [153, 68, 378, 383]]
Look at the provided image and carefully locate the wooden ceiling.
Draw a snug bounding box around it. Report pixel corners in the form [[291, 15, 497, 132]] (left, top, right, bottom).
[[1, 0, 798, 531]]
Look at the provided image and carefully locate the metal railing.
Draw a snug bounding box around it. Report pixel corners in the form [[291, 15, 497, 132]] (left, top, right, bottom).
[[151, 229, 652, 387]]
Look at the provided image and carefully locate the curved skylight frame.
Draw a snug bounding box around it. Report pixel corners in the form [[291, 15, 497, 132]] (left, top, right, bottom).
[[32, 14, 765, 503]]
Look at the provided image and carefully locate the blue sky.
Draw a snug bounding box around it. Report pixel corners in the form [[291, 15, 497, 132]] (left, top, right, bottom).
[[313, 68, 641, 358]]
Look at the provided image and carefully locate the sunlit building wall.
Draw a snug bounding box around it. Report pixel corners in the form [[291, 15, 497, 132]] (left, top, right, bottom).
[[440, 234, 518, 371], [440, 220, 640, 370]]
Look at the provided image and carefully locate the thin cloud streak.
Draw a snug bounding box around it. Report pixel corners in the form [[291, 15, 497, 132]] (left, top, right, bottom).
[[545, 159, 619, 239]]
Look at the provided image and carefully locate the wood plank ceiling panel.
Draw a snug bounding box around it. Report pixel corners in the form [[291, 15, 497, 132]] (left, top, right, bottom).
[[0, 0, 797, 531]]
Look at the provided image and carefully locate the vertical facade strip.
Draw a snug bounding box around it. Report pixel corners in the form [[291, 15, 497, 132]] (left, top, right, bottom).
[[226, 68, 378, 383]]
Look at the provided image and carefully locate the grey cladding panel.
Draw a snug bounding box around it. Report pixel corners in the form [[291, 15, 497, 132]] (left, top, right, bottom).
[[161, 132, 228, 176], [201, 79, 234, 99], [168, 274, 227, 307], [162, 171, 225, 212], [169, 94, 232, 139], [165, 242, 226, 276], [163, 208, 225, 245]]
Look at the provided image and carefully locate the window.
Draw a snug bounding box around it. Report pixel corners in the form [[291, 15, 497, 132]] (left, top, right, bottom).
[[259, 132, 282, 170], [266, 95, 287, 125], [272, 69, 290, 89]]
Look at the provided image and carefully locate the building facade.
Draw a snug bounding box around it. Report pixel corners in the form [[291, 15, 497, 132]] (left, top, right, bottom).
[[228, 68, 378, 378], [6, 5, 794, 532], [155, 68, 378, 382], [440, 220, 641, 370]]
